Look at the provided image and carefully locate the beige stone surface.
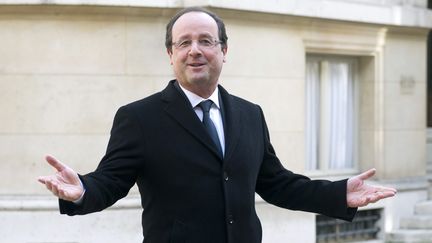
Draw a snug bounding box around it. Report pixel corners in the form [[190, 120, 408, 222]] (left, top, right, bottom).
[[381, 185, 429, 230], [359, 82, 378, 131], [125, 16, 172, 75], [0, 205, 143, 243], [222, 77, 305, 133], [0, 14, 127, 75], [383, 82, 426, 130], [358, 56, 377, 131], [384, 33, 427, 83], [383, 130, 426, 178], [256, 201, 315, 243], [2, 0, 432, 27], [359, 130, 379, 172], [222, 20, 304, 79], [0, 75, 161, 134], [0, 3, 429, 241], [270, 131, 305, 173], [358, 129, 426, 179], [0, 134, 108, 194]]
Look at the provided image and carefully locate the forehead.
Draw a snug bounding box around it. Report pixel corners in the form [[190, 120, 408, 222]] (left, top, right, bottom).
[[172, 11, 219, 39]]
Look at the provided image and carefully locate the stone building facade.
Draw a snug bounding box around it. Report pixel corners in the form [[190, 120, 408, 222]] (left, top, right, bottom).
[[0, 0, 431, 242]]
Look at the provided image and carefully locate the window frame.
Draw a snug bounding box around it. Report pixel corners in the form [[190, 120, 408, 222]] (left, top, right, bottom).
[[427, 30, 432, 127], [305, 54, 360, 178]]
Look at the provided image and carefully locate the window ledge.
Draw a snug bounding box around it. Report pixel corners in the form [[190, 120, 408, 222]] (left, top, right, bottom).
[[0, 194, 142, 211]]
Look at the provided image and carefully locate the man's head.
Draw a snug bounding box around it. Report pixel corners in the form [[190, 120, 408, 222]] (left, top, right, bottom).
[[166, 7, 228, 97], [165, 7, 228, 53]]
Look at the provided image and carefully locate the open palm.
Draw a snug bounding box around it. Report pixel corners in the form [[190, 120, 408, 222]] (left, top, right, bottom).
[[347, 168, 397, 208], [38, 155, 84, 202]]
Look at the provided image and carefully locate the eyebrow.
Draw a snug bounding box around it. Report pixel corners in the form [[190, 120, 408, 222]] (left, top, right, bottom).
[[175, 32, 216, 41]]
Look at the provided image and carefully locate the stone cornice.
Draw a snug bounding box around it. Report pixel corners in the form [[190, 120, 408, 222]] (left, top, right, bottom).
[[0, 0, 431, 28]]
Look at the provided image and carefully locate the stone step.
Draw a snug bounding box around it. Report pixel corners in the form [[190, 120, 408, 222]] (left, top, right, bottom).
[[414, 201, 432, 215], [426, 162, 432, 171], [400, 216, 432, 229], [386, 229, 432, 243]]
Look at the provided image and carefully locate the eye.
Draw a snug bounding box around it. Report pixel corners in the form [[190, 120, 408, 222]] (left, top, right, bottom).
[[177, 40, 191, 48], [199, 39, 213, 46]]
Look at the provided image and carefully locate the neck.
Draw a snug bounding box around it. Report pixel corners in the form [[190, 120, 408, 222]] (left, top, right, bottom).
[[178, 82, 218, 99]]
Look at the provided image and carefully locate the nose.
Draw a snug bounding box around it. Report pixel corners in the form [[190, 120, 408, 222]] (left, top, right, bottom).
[[188, 41, 203, 56]]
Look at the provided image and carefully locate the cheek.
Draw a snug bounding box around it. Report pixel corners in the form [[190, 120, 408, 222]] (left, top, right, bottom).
[[174, 55, 188, 67], [170, 52, 186, 65]]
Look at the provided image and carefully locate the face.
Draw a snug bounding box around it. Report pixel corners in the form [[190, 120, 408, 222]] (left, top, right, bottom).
[[168, 12, 227, 94]]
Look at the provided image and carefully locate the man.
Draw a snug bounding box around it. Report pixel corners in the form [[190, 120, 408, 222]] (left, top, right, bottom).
[[38, 7, 396, 243]]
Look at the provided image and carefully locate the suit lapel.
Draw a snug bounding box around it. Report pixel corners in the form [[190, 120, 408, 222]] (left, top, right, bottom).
[[162, 80, 223, 160], [218, 86, 241, 164]]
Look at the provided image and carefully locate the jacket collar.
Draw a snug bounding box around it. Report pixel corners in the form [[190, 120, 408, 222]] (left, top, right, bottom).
[[161, 80, 241, 163]]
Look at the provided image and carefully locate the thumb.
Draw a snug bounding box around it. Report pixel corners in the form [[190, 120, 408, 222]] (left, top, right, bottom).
[[45, 154, 67, 172], [357, 168, 376, 181]]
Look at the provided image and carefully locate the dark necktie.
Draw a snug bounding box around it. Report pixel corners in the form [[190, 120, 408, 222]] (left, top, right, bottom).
[[198, 100, 223, 157]]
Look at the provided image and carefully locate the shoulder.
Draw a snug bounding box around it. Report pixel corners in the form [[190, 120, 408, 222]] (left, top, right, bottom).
[[219, 85, 261, 111], [230, 94, 259, 108], [121, 80, 179, 112], [126, 92, 163, 110], [111, 93, 161, 118], [223, 91, 263, 117]]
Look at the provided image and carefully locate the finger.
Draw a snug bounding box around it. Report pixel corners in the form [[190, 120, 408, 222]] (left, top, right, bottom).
[[379, 188, 397, 194], [368, 191, 396, 204], [372, 185, 398, 194], [58, 188, 75, 201], [359, 197, 370, 207], [50, 181, 60, 197], [357, 168, 376, 181], [45, 155, 66, 172], [365, 193, 382, 205], [369, 195, 380, 204], [369, 193, 387, 203], [58, 186, 80, 201], [378, 191, 396, 199], [38, 175, 57, 185], [37, 176, 47, 184], [58, 188, 67, 200], [45, 179, 53, 191]]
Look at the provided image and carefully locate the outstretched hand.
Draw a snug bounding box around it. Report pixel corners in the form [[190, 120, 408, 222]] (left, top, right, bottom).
[[37, 155, 84, 202], [347, 168, 396, 208]]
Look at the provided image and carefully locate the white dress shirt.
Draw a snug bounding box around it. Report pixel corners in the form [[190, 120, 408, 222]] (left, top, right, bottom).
[[178, 84, 225, 155]]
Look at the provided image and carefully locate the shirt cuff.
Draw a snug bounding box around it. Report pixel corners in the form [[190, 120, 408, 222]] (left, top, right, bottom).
[[72, 179, 86, 205]]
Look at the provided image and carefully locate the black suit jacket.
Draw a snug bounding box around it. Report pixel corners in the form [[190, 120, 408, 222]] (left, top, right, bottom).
[[60, 80, 356, 243]]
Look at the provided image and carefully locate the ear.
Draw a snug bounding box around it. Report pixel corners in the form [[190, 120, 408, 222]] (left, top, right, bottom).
[[222, 46, 228, 63], [167, 48, 173, 65]]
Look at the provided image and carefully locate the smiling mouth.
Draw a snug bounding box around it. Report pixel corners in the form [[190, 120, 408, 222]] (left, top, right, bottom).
[[188, 63, 205, 67]]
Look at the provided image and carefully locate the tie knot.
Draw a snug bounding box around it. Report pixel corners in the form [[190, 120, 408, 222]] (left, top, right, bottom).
[[198, 100, 213, 113]]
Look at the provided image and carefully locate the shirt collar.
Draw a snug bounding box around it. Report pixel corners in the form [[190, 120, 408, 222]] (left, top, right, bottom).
[[178, 83, 220, 109]]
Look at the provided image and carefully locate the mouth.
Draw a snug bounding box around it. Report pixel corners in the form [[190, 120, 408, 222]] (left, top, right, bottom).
[[188, 63, 206, 67]]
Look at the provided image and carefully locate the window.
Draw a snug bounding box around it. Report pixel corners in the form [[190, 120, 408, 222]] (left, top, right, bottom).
[[306, 56, 358, 172], [316, 209, 382, 243]]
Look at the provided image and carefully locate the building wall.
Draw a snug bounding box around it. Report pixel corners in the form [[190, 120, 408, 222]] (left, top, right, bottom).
[[0, 1, 430, 242]]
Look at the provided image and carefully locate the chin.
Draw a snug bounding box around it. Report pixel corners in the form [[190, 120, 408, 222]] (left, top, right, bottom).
[[187, 76, 211, 86]]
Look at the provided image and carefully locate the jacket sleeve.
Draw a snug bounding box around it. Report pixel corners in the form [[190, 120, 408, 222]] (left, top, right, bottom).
[[255, 106, 357, 221], [60, 105, 146, 215]]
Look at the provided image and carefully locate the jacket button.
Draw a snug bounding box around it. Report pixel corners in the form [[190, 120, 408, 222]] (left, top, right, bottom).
[[228, 215, 234, 224], [224, 171, 229, 181]]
